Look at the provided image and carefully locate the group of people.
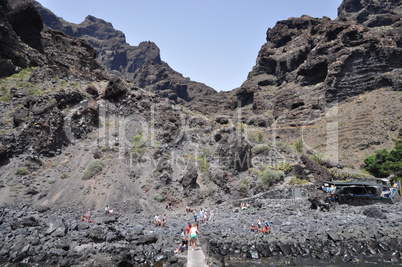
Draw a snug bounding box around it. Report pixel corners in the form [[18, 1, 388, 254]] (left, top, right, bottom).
[[104, 205, 114, 215], [191, 208, 214, 224], [174, 222, 202, 253], [240, 202, 251, 210], [250, 217, 271, 234], [81, 205, 115, 223], [154, 213, 167, 227]]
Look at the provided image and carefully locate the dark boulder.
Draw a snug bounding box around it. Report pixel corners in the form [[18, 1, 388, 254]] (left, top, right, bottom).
[[218, 135, 252, 172], [136, 235, 158, 245], [308, 189, 330, 211], [70, 99, 99, 139], [0, 145, 8, 162], [7, 0, 44, 52], [300, 154, 333, 183], [13, 108, 28, 127], [0, 0, 44, 77], [180, 168, 199, 189], [85, 85, 99, 97], [103, 77, 128, 100], [363, 207, 387, 219]]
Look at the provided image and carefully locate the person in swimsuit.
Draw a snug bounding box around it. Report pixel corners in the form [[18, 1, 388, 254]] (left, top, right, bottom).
[[188, 224, 201, 251]]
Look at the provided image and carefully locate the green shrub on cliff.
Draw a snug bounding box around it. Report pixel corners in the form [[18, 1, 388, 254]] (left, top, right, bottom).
[[288, 177, 309, 185], [82, 159, 103, 180], [153, 194, 164, 202], [0, 94, 12, 102], [310, 152, 326, 165], [8, 67, 34, 79], [197, 154, 209, 173], [364, 141, 402, 178], [15, 167, 29, 176], [256, 167, 284, 190], [293, 139, 304, 154], [275, 161, 292, 173], [239, 178, 249, 196], [131, 134, 147, 160]]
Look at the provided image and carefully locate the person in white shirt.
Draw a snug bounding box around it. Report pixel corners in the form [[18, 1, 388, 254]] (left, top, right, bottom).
[[188, 224, 201, 250]]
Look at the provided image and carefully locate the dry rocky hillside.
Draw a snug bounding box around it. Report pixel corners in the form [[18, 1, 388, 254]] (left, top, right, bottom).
[[0, 0, 401, 213], [33, 1, 220, 113], [229, 0, 402, 168], [0, 0, 293, 213], [0, 0, 401, 265]]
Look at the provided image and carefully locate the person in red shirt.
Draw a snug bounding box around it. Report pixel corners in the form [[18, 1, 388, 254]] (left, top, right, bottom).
[[185, 222, 192, 234]]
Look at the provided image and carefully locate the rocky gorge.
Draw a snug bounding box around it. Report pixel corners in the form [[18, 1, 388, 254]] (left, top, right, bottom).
[[0, 0, 402, 266]]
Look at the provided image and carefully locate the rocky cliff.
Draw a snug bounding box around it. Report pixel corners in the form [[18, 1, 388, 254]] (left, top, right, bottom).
[[0, 0, 43, 76], [0, 0, 399, 211], [0, 0, 402, 266], [0, 0, 289, 214], [0, 0, 108, 159], [232, 0, 402, 168], [33, 2, 218, 109]]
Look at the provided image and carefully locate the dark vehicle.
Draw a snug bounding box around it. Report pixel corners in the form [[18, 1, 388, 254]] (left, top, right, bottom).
[[322, 181, 400, 205]]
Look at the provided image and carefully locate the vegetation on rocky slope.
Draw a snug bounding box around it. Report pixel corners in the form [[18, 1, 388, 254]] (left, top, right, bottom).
[[364, 139, 402, 180]]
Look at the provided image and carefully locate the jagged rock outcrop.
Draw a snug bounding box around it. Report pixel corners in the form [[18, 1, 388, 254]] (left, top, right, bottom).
[[0, 0, 105, 81], [0, 0, 108, 158], [33, 2, 218, 108], [307, 189, 331, 211], [70, 98, 99, 139], [233, 0, 402, 168], [6, 0, 44, 53], [338, 0, 402, 31], [181, 167, 199, 189], [0, 0, 44, 77], [218, 135, 252, 172], [247, 12, 401, 102], [237, 0, 402, 102], [1, 1, 402, 265]]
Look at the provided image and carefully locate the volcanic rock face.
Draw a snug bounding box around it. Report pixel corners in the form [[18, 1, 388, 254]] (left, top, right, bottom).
[[234, 0, 402, 167], [249, 13, 401, 102], [0, 0, 44, 77], [0, 0, 109, 159], [0, 1, 402, 266], [34, 2, 218, 107], [338, 0, 402, 29]]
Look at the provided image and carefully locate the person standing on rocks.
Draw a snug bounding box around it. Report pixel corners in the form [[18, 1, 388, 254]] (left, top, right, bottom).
[[199, 208, 204, 224], [203, 210, 208, 224], [166, 201, 173, 210], [193, 209, 198, 222], [185, 222, 192, 235], [209, 209, 214, 221], [257, 217, 262, 229], [154, 214, 161, 226], [162, 213, 167, 227]]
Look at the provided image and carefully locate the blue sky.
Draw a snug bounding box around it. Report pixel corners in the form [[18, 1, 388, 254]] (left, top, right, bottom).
[[35, 0, 343, 92]]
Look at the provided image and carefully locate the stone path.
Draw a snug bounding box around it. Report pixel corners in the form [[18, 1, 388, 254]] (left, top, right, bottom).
[[187, 243, 208, 267]]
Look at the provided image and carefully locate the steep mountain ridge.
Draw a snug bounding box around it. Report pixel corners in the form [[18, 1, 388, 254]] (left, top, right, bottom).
[[0, 0, 400, 208], [231, 0, 402, 168], [1, 0, 288, 212], [33, 2, 219, 110], [0, 0, 401, 266]]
